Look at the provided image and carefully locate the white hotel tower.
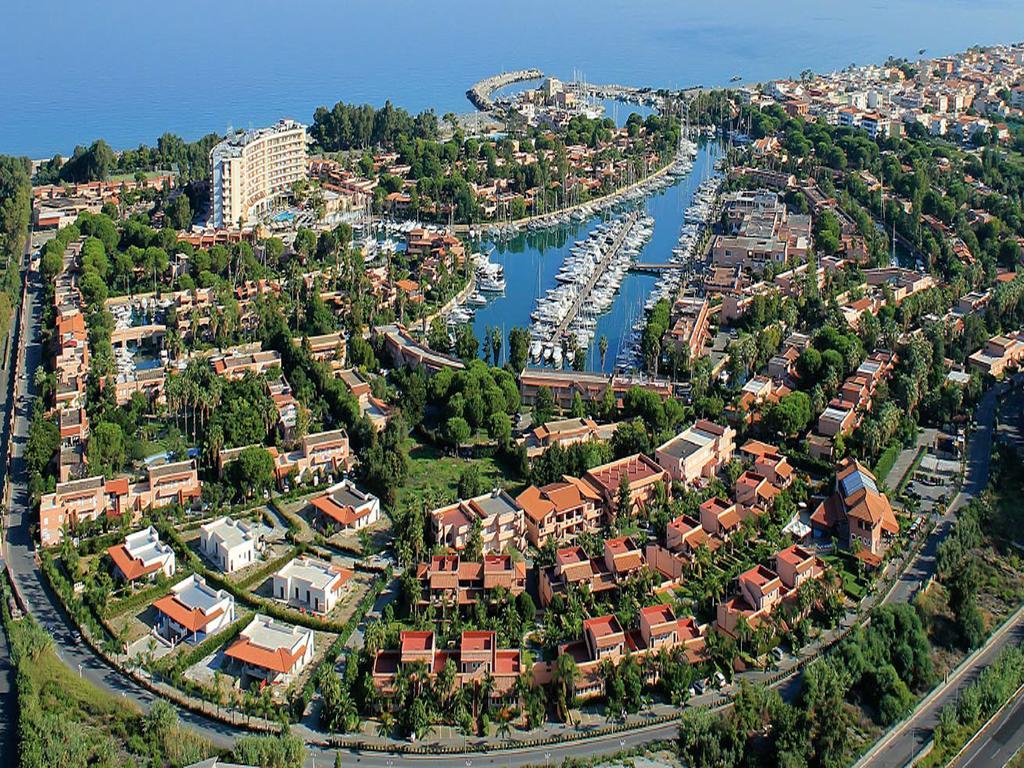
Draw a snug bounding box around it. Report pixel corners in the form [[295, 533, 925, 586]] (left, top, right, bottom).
[[210, 119, 308, 228]]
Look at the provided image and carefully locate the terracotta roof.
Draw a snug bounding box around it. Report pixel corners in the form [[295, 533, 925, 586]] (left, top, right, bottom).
[[107, 543, 164, 581], [153, 594, 224, 633], [225, 637, 306, 674]]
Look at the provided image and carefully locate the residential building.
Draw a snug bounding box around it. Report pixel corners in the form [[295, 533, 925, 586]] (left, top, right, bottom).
[[272, 556, 351, 614], [538, 537, 647, 607], [372, 630, 522, 700], [518, 416, 618, 460], [200, 517, 261, 573], [210, 119, 308, 228], [430, 489, 526, 553], [739, 440, 794, 489], [309, 480, 381, 532], [811, 459, 898, 561], [518, 368, 673, 410], [516, 477, 602, 549], [968, 330, 1024, 378], [273, 429, 352, 484], [224, 614, 314, 684], [552, 604, 705, 699], [655, 420, 736, 486], [377, 324, 465, 374], [414, 553, 527, 607], [154, 574, 236, 644], [716, 546, 825, 636], [107, 526, 175, 583], [338, 368, 391, 431], [698, 496, 741, 538], [666, 513, 719, 556], [581, 453, 668, 517]]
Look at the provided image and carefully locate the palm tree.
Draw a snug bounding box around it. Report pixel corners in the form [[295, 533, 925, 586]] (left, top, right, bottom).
[[599, 334, 608, 369], [495, 708, 513, 741], [376, 712, 393, 739], [553, 653, 577, 724]]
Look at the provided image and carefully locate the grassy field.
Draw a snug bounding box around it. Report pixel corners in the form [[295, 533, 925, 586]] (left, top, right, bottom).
[[395, 438, 518, 511], [7, 614, 216, 766]]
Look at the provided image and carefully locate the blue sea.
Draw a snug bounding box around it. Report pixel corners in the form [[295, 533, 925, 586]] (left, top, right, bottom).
[[3, 0, 1022, 158], [5, 1, 1022, 373]]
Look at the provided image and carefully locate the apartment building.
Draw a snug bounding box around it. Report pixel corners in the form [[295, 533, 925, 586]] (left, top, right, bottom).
[[664, 295, 711, 361], [338, 368, 391, 432], [553, 604, 705, 699], [39, 460, 201, 548], [518, 416, 619, 460], [273, 429, 352, 484], [711, 190, 811, 273], [582, 453, 669, 517], [430, 489, 526, 553], [210, 119, 308, 227], [107, 526, 175, 583], [516, 477, 603, 549], [378, 324, 465, 375], [372, 630, 522, 701], [154, 574, 235, 644], [414, 553, 527, 607], [655, 420, 736, 486], [968, 330, 1024, 378], [665, 512, 719, 556], [224, 614, 314, 684], [209, 345, 282, 380], [810, 350, 897, 459], [698, 496, 742, 539], [538, 537, 647, 607], [739, 440, 794, 489], [716, 545, 825, 636], [146, 460, 202, 508], [518, 368, 673, 410], [272, 556, 351, 614]]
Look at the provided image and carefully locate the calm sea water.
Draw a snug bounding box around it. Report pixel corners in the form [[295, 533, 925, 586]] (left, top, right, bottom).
[[3, 1, 1022, 158], [471, 142, 721, 373]]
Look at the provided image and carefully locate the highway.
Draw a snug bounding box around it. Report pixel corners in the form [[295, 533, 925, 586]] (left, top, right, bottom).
[[953, 688, 1024, 768], [0, 247, 1014, 767], [858, 379, 1013, 768]]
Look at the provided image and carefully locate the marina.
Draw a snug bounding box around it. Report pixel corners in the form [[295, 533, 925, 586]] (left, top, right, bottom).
[[465, 139, 724, 373]]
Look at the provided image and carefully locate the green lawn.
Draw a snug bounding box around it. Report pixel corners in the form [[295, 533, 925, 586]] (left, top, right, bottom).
[[396, 438, 515, 511], [873, 441, 901, 483]]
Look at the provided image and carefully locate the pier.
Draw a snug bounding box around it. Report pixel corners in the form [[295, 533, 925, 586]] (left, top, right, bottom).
[[466, 69, 543, 111], [547, 211, 641, 344], [629, 263, 677, 273]]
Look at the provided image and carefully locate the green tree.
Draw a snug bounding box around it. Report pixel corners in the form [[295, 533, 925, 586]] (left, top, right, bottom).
[[87, 421, 125, 477]]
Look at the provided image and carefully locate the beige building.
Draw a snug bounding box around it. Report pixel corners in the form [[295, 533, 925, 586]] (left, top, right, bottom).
[[655, 420, 736, 486], [211, 119, 308, 227]]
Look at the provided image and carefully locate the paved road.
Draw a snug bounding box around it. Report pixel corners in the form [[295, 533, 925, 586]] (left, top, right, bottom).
[[1, 256, 1013, 767], [859, 612, 1024, 768], [883, 383, 999, 607], [0, 578, 18, 768], [860, 382, 1010, 768], [954, 687, 1024, 768]]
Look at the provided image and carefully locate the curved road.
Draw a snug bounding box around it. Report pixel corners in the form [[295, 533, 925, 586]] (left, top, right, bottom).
[[0, 259, 1009, 767], [0, 265, 693, 767]]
